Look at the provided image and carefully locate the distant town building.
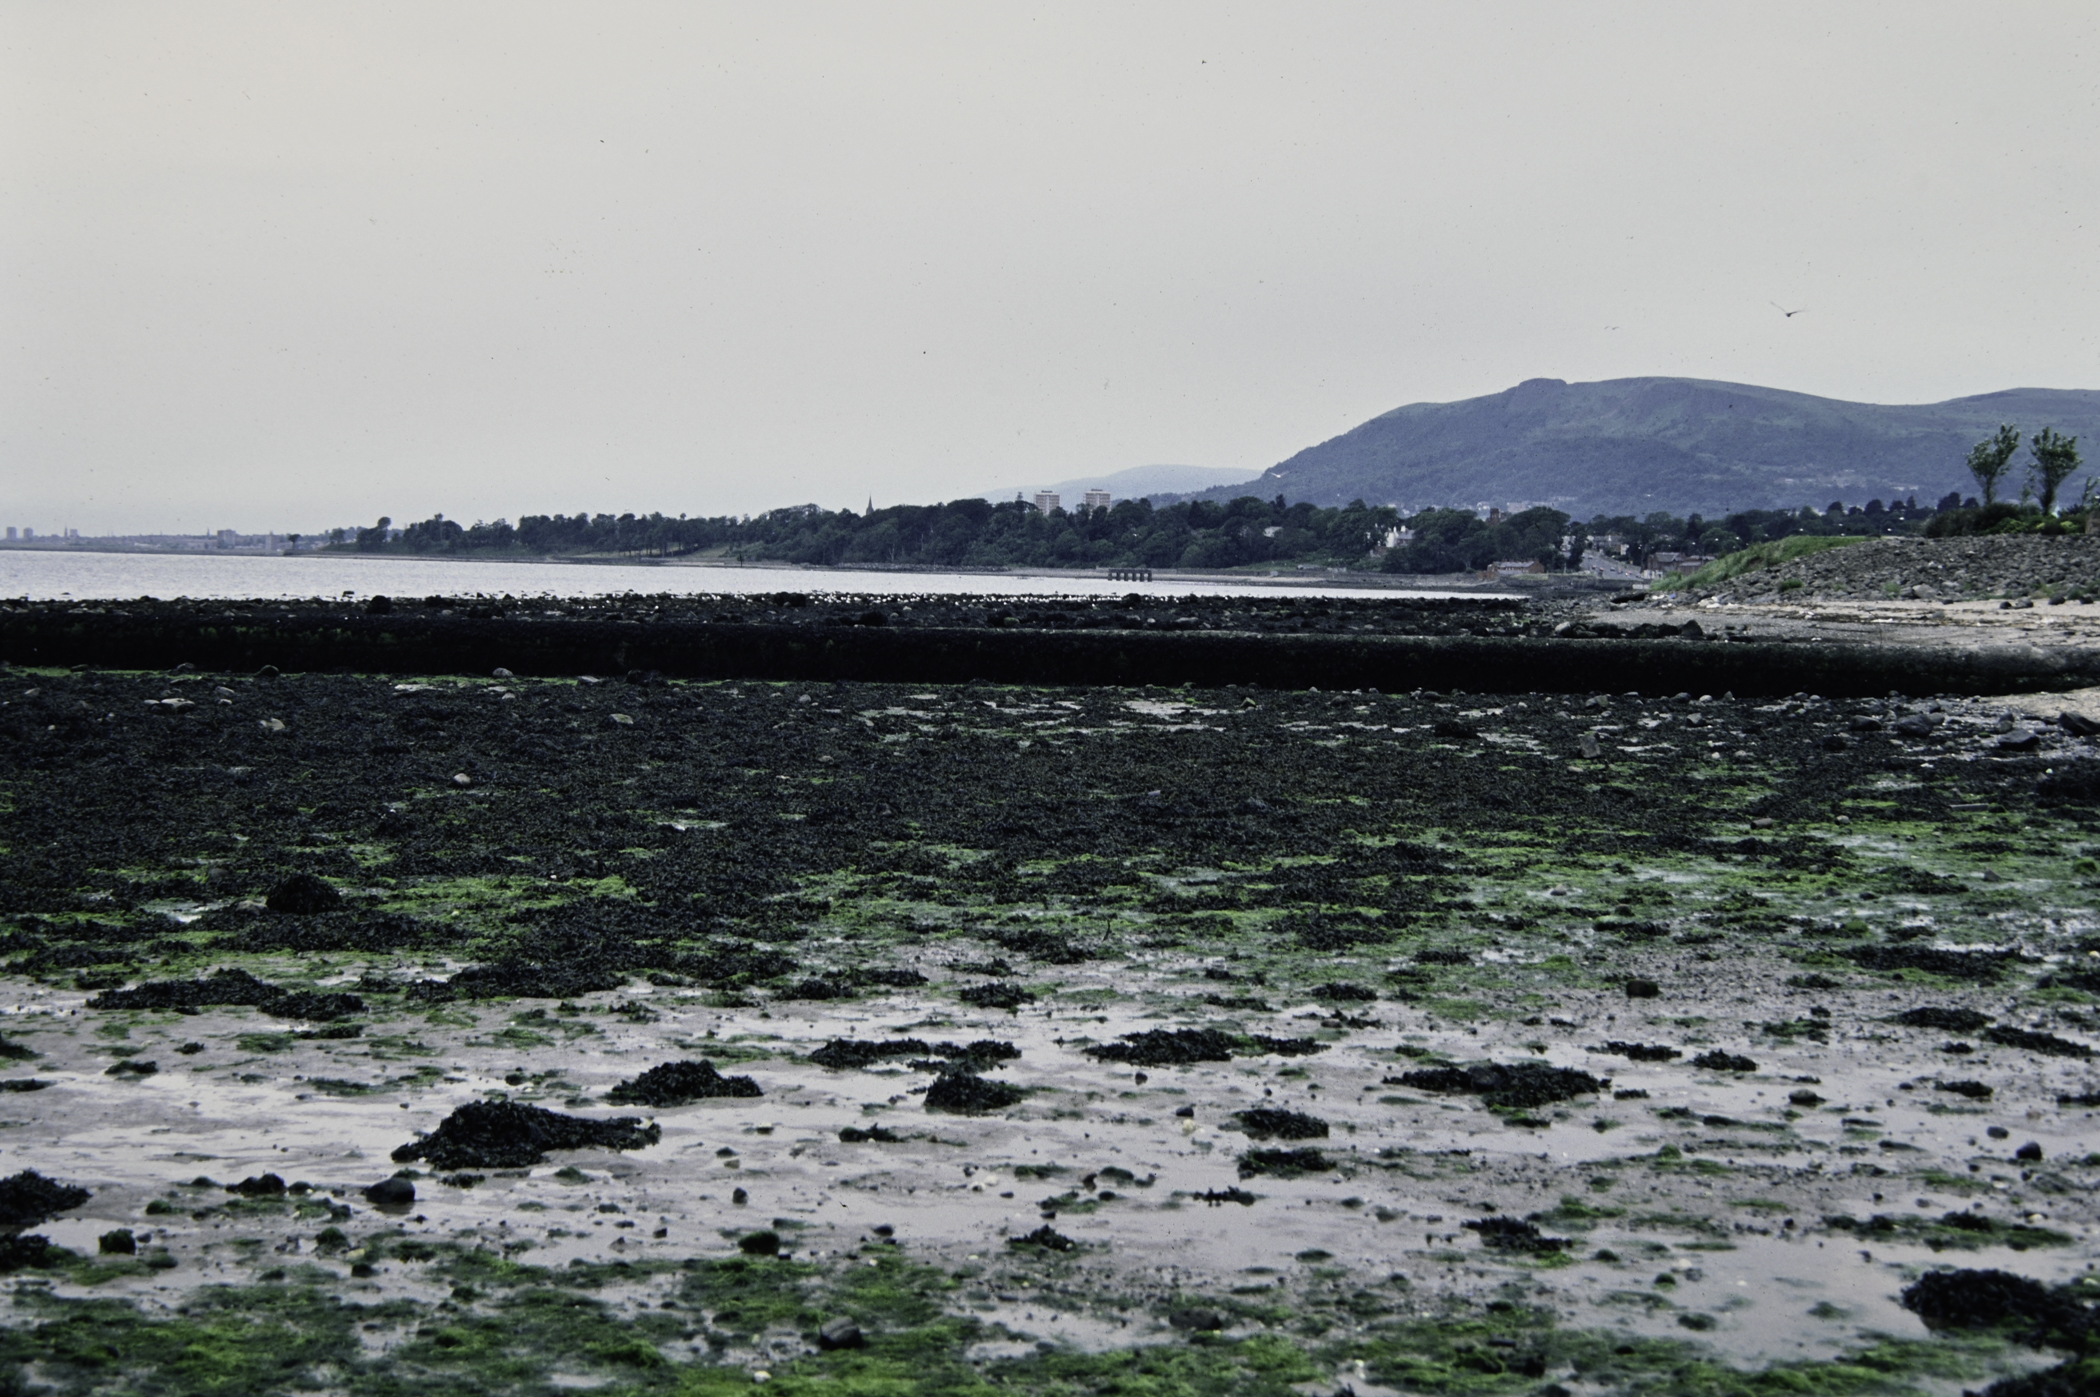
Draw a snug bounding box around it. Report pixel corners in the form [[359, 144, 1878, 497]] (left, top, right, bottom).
[[1480, 559, 1545, 579], [1082, 489, 1111, 512], [1033, 491, 1061, 516], [4, 527, 14, 541]]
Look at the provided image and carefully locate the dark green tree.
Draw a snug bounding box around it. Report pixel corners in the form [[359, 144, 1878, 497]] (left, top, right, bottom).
[[1965, 425, 2021, 506], [2028, 427, 2083, 514]]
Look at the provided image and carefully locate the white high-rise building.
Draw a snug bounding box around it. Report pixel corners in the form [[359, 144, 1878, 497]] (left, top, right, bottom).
[[1033, 491, 1061, 515]]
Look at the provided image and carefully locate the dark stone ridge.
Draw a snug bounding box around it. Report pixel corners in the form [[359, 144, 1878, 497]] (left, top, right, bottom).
[[1008, 1224, 1076, 1251], [1691, 1051, 1759, 1073], [391, 1101, 661, 1170], [606, 1059, 762, 1106]]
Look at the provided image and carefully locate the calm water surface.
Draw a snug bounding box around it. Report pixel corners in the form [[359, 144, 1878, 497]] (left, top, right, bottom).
[[1, 549, 1503, 603]]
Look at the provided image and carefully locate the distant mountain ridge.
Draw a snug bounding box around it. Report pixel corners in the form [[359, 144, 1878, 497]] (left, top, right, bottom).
[[1187, 377, 2100, 518], [978, 463, 1258, 506]]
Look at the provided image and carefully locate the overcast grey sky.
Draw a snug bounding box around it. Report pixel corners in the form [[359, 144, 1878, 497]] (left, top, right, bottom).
[[6, 3, 2098, 533]]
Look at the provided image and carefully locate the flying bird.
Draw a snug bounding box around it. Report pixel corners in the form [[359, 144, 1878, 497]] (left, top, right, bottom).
[[1770, 302, 1807, 318]]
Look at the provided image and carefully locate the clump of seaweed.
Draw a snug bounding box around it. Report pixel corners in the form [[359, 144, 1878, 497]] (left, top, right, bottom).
[[1394, 1062, 1608, 1109], [392, 1102, 660, 1169], [606, 1060, 762, 1106]]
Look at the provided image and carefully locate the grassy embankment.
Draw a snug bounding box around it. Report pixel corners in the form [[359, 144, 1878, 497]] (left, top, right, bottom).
[[1658, 536, 1868, 594]]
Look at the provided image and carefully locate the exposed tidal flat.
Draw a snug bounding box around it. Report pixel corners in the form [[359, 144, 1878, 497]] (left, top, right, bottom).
[[0, 612, 2098, 1392], [0, 546, 1503, 605]]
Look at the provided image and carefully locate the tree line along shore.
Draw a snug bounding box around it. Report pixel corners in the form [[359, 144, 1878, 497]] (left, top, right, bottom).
[[312, 421, 2092, 577]]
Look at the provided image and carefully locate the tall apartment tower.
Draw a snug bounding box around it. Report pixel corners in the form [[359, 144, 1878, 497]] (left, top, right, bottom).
[[1082, 489, 1112, 512]]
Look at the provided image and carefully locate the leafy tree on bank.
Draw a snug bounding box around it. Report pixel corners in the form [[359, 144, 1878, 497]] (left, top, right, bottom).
[[1966, 424, 2022, 505], [2029, 427, 2083, 514]]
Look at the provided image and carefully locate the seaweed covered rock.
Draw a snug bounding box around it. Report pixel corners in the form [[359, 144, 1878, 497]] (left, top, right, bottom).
[[809, 1038, 933, 1070], [1233, 1108, 1329, 1140], [0, 1171, 89, 1232], [1008, 1224, 1076, 1251], [1246, 1035, 1327, 1057], [264, 872, 340, 914], [1310, 982, 1377, 1002], [809, 1038, 1016, 1072], [1900, 1268, 2095, 1347], [856, 967, 929, 989], [1894, 1006, 1992, 1032], [259, 990, 366, 1022], [392, 1101, 661, 1169], [1394, 1062, 1608, 1109], [1844, 945, 2012, 982], [1238, 1147, 1332, 1178], [220, 912, 431, 954], [0, 1235, 61, 1273], [924, 1072, 1024, 1113], [837, 1124, 904, 1143], [1086, 1027, 1241, 1066], [1983, 1026, 2094, 1059], [1691, 1051, 1759, 1073], [607, 1059, 762, 1106], [1597, 1041, 1682, 1062], [1464, 1216, 1567, 1252], [957, 982, 1035, 1010], [87, 968, 282, 1011]]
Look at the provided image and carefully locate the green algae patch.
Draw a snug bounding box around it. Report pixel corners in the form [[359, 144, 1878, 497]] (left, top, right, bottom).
[[0, 1286, 376, 1395]]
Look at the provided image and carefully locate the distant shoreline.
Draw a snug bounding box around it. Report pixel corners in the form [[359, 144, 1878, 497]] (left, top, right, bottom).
[[0, 540, 1581, 595]]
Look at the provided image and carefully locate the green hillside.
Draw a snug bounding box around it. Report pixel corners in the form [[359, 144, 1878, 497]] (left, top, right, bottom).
[[1197, 377, 2100, 517]]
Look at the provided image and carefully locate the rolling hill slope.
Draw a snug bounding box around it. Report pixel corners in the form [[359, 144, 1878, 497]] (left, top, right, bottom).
[[1198, 377, 2100, 518]]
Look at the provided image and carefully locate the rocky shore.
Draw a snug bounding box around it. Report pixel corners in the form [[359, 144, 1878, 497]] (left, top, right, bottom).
[[0, 652, 2095, 1393], [1679, 533, 2100, 605]]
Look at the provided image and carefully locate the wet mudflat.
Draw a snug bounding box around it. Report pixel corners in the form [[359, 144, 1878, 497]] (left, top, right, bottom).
[[1, 660, 2098, 1394]]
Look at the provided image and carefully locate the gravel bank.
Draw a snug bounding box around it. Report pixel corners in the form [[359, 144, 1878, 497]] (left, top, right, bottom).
[[1684, 533, 2100, 603]]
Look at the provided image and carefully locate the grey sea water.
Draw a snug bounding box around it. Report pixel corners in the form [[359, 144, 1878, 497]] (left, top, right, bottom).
[[0, 548, 1498, 603]]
